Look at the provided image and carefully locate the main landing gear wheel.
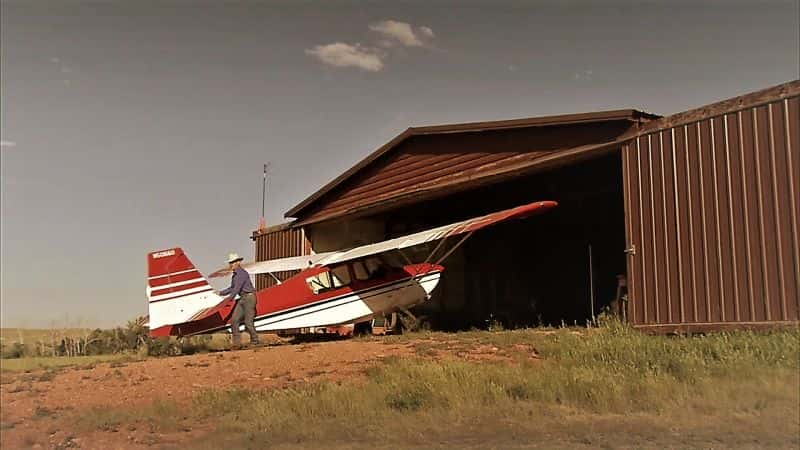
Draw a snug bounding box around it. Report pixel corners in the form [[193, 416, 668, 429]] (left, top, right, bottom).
[[397, 307, 430, 333]]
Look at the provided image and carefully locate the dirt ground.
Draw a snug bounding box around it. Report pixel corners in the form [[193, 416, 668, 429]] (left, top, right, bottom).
[[0, 338, 417, 449], [1, 333, 797, 450]]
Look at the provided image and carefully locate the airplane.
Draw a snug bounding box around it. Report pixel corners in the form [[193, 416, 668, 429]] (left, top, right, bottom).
[[146, 200, 557, 338]]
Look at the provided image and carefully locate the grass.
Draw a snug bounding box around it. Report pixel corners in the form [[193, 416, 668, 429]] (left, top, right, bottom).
[[76, 400, 182, 433], [75, 323, 800, 448], [0, 354, 135, 372]]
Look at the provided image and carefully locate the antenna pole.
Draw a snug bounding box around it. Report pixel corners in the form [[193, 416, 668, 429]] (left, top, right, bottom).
[[258, 162, 270, 231], [262, 163, 267, 218]]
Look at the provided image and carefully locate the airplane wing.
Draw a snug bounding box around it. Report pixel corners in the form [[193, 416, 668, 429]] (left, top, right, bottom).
[[315, 200, 557, 266], [209, 200, 557, 278], [208, 252, 335, 278]]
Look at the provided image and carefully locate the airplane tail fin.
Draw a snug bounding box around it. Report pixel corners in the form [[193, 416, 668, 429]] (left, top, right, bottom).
[[146, 248, 222, 330]]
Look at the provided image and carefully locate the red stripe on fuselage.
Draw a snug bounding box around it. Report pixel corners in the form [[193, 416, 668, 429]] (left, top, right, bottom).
[[149, 287, 215, 303], [150, 280, 210, 297], [148, 270, 203, 288]]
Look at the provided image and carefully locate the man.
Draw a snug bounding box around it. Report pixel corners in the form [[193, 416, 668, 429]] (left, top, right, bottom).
[[218, 252, 260, 349]]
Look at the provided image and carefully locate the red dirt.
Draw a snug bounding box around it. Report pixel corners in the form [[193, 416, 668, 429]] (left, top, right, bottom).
[[0, 338, 416, 449]]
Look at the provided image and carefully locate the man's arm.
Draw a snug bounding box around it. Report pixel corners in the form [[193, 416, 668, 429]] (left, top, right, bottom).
[[220, 271, 247, 298], [219, 272, 236, 297]]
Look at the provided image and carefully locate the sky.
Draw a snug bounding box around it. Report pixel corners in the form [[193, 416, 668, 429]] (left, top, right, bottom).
[[1, 0, 798, 328]]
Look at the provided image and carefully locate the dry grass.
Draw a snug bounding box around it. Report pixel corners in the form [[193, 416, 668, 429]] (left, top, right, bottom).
[[72, 324, 800, 449], [0, 354, 134, 373], [76, 400, 182, 433]]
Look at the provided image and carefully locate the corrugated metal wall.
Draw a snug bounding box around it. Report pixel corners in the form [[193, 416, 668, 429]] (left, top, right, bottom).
[[623, 95, 800, 330], [252, 225, 311, 290]]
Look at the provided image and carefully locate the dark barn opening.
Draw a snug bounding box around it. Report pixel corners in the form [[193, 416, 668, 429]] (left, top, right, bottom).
[[381, 151, 627, 330]]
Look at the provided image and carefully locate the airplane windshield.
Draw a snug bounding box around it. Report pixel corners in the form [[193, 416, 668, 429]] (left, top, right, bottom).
[[306, 267, 351, 294], [306, 271, 332, 294]]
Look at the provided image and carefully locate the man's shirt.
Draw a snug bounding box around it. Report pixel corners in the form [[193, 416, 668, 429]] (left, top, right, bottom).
[[219, 266, 255, 299]]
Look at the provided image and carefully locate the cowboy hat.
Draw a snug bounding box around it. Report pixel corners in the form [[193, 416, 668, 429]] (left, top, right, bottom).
[[227, 252, 244, 264]]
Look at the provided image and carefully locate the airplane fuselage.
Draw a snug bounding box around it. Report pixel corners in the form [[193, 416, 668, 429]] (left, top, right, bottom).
[[150, 261, 443, 337]]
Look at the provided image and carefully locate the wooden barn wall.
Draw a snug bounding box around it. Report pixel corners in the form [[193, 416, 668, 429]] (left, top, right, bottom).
[[253, 227, 311, 290], [622, 96, 800, 331]]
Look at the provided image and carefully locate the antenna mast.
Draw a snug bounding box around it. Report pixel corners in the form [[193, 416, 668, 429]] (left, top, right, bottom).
[[258, 162, 270, 231]]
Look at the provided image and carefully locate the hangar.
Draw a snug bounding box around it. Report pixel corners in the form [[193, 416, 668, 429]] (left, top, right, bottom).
[[253, 80, 800, 332]]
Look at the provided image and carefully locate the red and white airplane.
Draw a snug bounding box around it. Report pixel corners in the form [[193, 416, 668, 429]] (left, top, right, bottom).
[[146, 200, 557, 337]]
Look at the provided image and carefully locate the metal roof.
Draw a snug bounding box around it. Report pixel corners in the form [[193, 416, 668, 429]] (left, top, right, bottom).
[[286, 109, 658, 220]]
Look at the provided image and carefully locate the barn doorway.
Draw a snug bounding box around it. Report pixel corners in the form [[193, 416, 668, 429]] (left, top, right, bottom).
[[384, 151, 627, 330]]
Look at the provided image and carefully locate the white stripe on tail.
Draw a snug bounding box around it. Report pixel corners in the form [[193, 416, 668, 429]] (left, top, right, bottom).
[[146, 248, 224, 329]]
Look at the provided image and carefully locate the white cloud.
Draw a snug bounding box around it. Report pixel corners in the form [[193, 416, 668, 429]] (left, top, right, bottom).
[[305, 43, 384, 72], [307, 20, 437, 72], [0, 140, 16, 148], [369, 20, 434, 47]]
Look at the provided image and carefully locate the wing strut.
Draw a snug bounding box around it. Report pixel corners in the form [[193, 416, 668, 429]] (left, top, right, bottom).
[[409, 231, 475, 278], [420, 234, 450, 265], [434, 232, 474, 265], [397, 249, 414, 266], [267, 272, 282, 285]]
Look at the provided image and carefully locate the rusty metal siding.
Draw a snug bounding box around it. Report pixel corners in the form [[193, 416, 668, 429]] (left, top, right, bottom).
[[299, 120, 638, 224], [252, 225, 310, 290], [623, 95, 800, 330]]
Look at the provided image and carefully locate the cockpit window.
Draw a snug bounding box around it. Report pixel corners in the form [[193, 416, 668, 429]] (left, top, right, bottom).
[[331, 265, 351, 287], [351, 257, 391, 282], [306, 271, 332, 294], [380, 252, 405, 269], [365, 257, 386, 276], [352, 261, 370, 281]]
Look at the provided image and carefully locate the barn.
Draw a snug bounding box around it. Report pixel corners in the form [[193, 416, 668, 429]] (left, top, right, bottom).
[[253, 80, 799, 332]]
